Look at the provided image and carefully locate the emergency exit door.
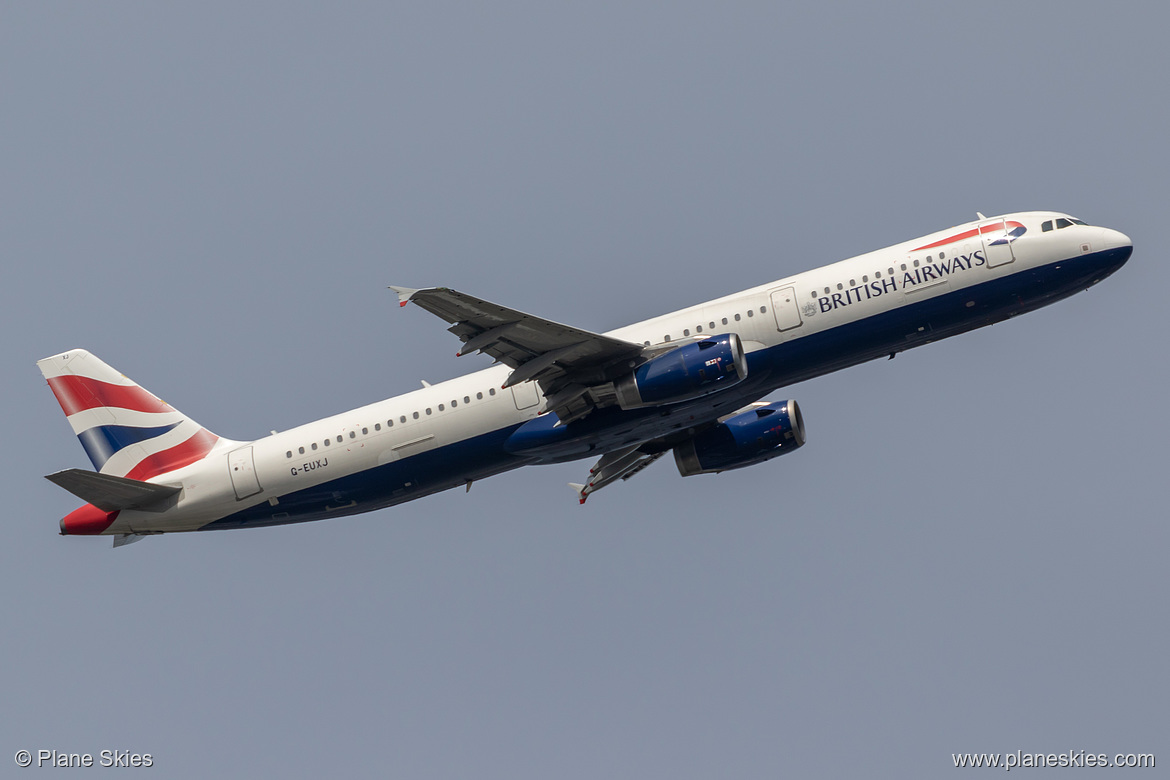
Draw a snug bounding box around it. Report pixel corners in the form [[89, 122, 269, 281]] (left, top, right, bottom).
[[769, 287, 803, 331]]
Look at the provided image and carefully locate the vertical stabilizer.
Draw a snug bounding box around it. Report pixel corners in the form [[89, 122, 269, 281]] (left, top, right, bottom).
[[37, 350, 224, 479]]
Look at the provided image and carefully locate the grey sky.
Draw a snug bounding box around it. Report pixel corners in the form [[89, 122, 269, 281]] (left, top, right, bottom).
[[3, 3, 1166, 777]]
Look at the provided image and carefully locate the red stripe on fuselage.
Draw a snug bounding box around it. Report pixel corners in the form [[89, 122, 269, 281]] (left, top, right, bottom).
[[912, 221, 1024, 252], [46, 375, 172, 416], [61, 504, 119, 535], [122, 428, 219, 481]]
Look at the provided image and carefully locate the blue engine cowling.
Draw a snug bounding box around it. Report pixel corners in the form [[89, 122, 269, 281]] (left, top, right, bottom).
[[614, 334, 748, 409], [673, 400, 805, 476]]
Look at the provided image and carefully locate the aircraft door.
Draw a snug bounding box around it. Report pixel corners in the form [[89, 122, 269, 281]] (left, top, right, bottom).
[[228, 446, 263, 500], [981, 218, 1016, 268], [769, 287, 803, 332]]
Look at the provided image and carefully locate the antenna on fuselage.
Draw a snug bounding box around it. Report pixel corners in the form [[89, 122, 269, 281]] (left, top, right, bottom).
[[976, 212, 986, 220]]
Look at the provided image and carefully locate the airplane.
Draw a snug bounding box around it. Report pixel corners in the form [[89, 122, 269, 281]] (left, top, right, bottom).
[[39, 211, 1132, 546]]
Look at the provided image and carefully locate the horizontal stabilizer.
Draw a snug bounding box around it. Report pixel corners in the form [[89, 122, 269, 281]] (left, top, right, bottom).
[[45, 468, 180, 512]]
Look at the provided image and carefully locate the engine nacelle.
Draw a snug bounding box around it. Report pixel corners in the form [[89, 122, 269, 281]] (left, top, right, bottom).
[[674, 400, 805, 476], [615, 334, 748, 409]]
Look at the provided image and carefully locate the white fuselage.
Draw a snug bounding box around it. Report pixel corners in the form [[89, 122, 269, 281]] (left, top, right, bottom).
[[92, 212, 1132, 535]]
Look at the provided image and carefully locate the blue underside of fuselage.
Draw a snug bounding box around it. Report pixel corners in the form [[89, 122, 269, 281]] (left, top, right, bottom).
[[202, 246, 1130, 531]]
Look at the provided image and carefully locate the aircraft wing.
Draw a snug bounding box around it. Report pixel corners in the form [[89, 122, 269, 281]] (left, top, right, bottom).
[[390, 286, 646, 423], [568, 445, 667, 504]]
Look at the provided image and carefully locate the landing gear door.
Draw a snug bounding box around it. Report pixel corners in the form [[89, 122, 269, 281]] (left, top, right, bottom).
[[769, 286, 803, 332], [228, 446, 262, 500], [981, 218, 1016, 268]]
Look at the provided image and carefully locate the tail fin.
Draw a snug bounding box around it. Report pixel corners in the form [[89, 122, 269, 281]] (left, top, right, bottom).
[[37, 349, 223, 480]]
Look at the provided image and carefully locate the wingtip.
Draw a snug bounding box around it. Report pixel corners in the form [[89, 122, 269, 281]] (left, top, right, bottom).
[[388, 285, 421, 307], [568, 482, 588, 504]]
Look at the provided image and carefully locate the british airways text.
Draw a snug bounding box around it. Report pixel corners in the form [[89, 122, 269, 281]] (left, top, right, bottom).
[[818, 250, 986, 313]]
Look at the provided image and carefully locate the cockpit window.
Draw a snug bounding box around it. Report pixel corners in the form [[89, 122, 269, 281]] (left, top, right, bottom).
[[1043, 217, 1088, 232]]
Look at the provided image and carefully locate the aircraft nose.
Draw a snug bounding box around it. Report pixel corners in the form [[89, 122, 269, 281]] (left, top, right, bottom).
[[1091, 226, 1132, 277], [1098, 227, 1133, 253]]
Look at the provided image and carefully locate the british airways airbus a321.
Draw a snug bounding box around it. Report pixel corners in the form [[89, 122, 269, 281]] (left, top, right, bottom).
[[40, 212, 1131, 546]]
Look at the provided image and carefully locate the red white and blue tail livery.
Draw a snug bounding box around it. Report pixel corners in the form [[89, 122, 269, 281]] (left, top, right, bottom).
[[39, 350, 223, 479], [39, 211, 1132, 546]]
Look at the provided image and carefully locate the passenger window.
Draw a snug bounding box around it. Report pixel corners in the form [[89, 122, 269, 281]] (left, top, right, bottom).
[[836, 283, 843, 290], [476, 392, 483, 400], [849, 279, 855, 286], [361, 427, 368, 435], [451, 400, 457, 408], [464, 396, 470, 404], [759, 306, 766, 313], [721, 317, 728, 325], [664, 335, 671, 342], [413, 411, 419, 419], [298, 446, 305, 454], [426, 408, 432, 415], [324, 439, 331, 447], [747, 310, 754, 317], [349, 432, 356, 439], [438, 404, 444, 411], [862, 275, 868, 283], [939, 251, 945, 259], [399, 416, 406, 423], [875, 271, 881, 278], [336, 436, 343, 443], [489, 388, 496, 396], [374, 423, 381, 431], [824, 287, 830, 295], [709, 321, 715, 329], [901, 263, 907, 271], [683, 329, 690, 336], [311, 443, 318, 451], [913, 259, 919, 267], [888, 267, 895, 275], [734, 314, 741, 321], [286, 451, 292, 458]]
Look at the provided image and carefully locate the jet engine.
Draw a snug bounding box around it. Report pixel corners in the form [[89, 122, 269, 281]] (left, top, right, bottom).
[[614, 334, 748, 409], [674, 400, 805, 476]]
